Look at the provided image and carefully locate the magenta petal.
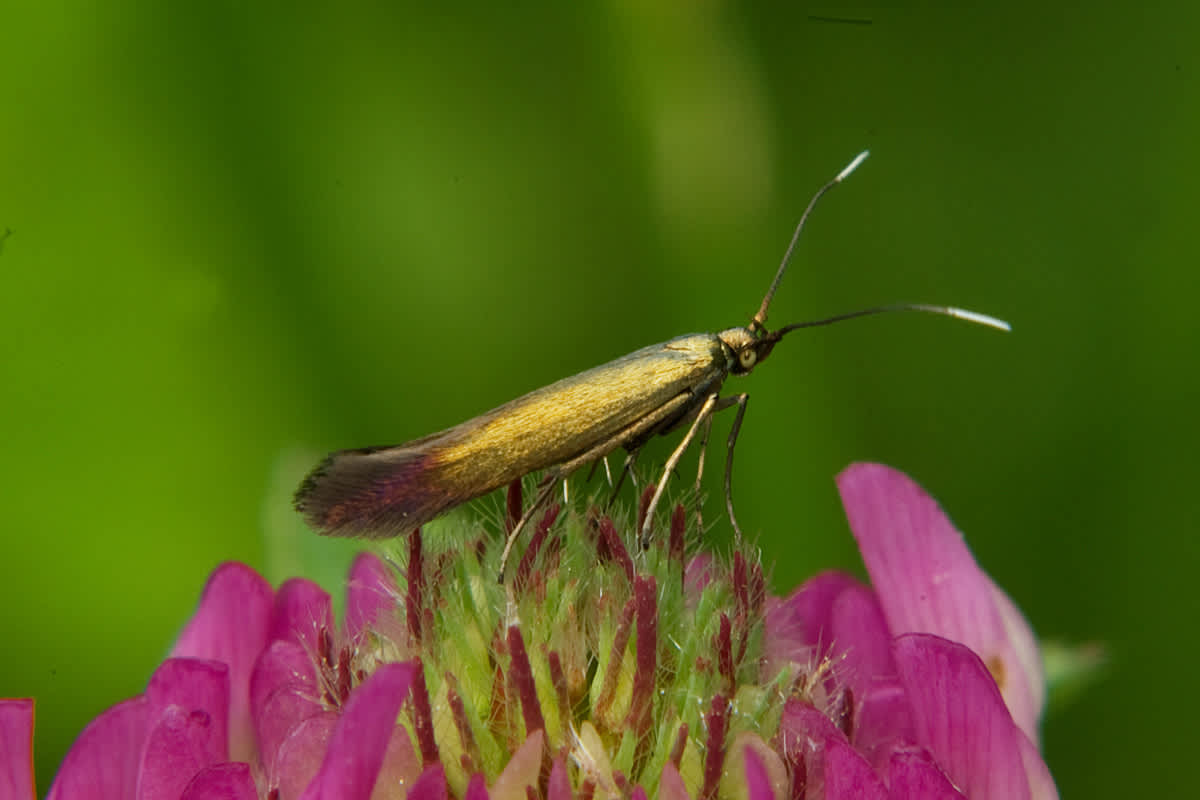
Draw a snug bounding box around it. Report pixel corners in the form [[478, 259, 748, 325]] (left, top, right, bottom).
[[409, 763, 448, 800], [852, 683, 915, 774], [893, 634, 1038, 800], [298, 662, 416, 800], [985, 579, 1046, 741], [1017, 730, 1059, 800], [829, 583, 896, 693], [47, 695, 149, 800], [171, 562, 274, 762], [271, 711, 338, 799], [630, 787, 648, 800], [464, 773, 490, 800], [181, 762, 257, 800], [271, 578, 334, 653], [275, 709, 421, 800], [837, 463, 1044, 742], [369, 719, 422, 798], [742, 745, 773, 800], [251, 640, 322, 770], [764, 571, 860, 675], [822, 738, 886, 800], [547, 758, 571, 800], [344, 552, 399, 642], [658, 762, 691, 800], [886, 749, 966, 800], [145, 658, 230, 764], [137, 705, 224, 800], [779, 697, 849, 746], [777, 699, 849, 794], [0, 699, 35, 800]]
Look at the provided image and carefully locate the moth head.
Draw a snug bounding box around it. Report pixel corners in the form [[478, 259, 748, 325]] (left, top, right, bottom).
[[718, 327, 777, 375]]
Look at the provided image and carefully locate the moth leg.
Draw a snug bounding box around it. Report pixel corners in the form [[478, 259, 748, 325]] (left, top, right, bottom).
[[621, 450, 641, 490], [585, 453, 614, 484], [497, 476, 561, 582], [722, 393, 750, 546], [497, 391, 693, 582], [684, 393, 744, 538], [605, 450, 640, 513], [584, 453, 617, 493], [641, 393, 721, 549]]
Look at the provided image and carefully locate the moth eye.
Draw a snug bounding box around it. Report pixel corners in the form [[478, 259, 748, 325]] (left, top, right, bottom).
[[739, 349, 757, 370]]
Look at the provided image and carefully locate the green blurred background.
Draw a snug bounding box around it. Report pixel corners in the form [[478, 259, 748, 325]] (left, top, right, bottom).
[[2, 1, 1194, 795]]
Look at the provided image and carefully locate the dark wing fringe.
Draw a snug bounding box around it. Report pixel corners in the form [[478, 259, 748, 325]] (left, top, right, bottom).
[[294, 445, 458, 539]]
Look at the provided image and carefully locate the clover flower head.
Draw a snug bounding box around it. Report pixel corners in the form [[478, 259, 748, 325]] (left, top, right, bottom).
[[2, 463, 1057, 799]]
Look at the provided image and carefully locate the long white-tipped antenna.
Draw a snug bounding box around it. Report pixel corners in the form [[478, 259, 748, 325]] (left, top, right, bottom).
[[751, 150, 869, 334], [765, 303, 1011, 342]]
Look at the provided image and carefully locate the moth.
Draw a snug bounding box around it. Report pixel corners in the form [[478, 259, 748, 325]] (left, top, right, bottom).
[[294, 152, 1008, 577]]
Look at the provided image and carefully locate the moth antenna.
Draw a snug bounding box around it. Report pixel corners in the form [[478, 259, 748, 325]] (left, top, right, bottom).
[[751, 150, 869, 334], [766, 303, 1011, 343]]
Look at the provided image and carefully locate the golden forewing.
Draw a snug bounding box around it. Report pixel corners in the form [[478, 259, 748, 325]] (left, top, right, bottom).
[[433, 334, 727, 478], [295, 333, 729, 537]]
